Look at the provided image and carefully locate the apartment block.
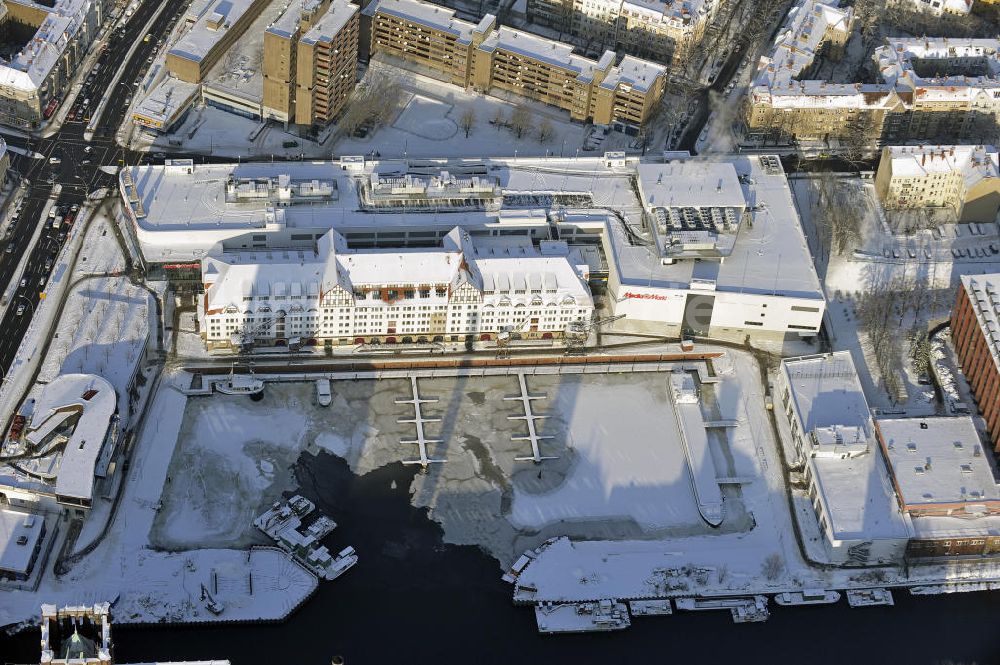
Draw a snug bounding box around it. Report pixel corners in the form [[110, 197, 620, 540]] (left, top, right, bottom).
[[364, 0, 666, 130], [0, 0, 115, 129], [951, 274, 1000, 451], [262, 0, 359, 125], [745, 0, 1000, 148], [874, 145, 1000, 222], [527, 0, 716, 64], [365, 0, 493, 87], [473, 27, 616, 124], [167, 0, 275, 83], [295, 2, 361, 125]]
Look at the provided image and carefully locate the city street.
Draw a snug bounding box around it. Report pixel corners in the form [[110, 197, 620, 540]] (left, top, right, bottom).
[[0, 0, 190, 377]]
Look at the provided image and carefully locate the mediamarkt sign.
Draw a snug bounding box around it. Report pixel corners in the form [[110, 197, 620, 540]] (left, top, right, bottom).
[[623, 291, 668, 301]]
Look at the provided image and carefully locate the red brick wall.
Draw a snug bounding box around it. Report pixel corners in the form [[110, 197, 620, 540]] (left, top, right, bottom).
[[951, 286, 1000, 451]]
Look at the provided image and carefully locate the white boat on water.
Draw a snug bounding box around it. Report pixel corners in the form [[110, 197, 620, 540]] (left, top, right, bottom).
[[846, 588, 894, 607], [216, 364, 264, 396], [774, 589, 841, 606], [324, 546, 358, 581], [534, 600, 631, 634]]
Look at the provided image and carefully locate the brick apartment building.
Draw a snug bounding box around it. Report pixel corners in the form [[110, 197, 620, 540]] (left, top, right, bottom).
[[951, 274, 1000, 450]]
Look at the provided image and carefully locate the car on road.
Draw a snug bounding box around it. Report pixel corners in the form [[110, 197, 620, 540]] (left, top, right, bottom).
[[45, 260, 52, 271], [46, 174, 56, 184], [83, 146, 92, 155], [48, 156, 61, 165], [38, 276, 45, 287], [15, 304, 25, 316], [19, 278, 26, 288], [4, 244, 12, 254], [81, 159, 91, 165]]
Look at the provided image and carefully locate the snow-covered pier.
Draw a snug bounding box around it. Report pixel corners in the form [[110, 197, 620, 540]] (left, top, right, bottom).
[[668, 371, 725, 527], [396, 376, 446, 469], [506, 373, 557, 463]]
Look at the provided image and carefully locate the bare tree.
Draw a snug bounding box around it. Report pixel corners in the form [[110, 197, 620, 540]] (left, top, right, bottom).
[[840, 111, 878, 164], [491, 107, 506, 130], [761, 553, 784, 581], [337, 69, 404, 135], [537, 118, 554, 143], [459, 108, 476, 138], [508, 104, 532, 139]]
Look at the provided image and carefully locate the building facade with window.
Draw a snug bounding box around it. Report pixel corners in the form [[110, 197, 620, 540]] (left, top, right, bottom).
[[261, 0, 360, 126], [200, 226, 594, 348], [744, 0, 1000, 148], [951, 274, 1000, 451], [363, 0, 666, 130], [874, 145, 1000, 222]]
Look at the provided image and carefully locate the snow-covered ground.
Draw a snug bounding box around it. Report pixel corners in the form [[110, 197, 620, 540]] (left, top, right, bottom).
[[37, 214, 153, 423], [790, 175, 1000, 412], [0, 373, 317, 628]]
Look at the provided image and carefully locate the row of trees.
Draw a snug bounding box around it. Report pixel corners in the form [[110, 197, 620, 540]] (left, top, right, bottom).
[[812, 174, 864, 260], [485, 104, 556, 142], [338, 70, 407, 137], [857, 264, 946, 402]]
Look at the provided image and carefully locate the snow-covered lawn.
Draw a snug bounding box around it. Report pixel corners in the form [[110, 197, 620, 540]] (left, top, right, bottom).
[[392, 95, 457, 140]]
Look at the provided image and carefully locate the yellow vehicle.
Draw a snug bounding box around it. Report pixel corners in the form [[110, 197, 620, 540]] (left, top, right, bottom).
[[143, 34, 152, 43]]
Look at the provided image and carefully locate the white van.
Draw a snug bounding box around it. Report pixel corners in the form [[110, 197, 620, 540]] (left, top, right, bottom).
[[316, 379, 332, 407]]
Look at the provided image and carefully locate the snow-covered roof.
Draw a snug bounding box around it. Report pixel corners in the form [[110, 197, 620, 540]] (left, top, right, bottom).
[[300, 0, 358, 44], [622, 0, 713, 23], [132, 77, 200, 126], [780, 352, 871, 434], [599, 56, 666, 94], [883, 145, 1000, 192], [755, 0, 853, 93], [27, 374, 117, 503], [781, 352, 911, 542], [0, 509, 43, 575], [266, 0, 325, 38], [478, 28, 615, 83], [202, 228, 591, 313], [807, 452, 911, 541], [169, 0, 262, 64], [636, 162, 744, 210], [610, 155, 822, 299], [362, 0, 482, 44], [876, 416, 999, 511], [902, 0, 973, 14], [959, 273, 1000, 381], [121, 155, 820, 301], [0, 0, 95, 93]]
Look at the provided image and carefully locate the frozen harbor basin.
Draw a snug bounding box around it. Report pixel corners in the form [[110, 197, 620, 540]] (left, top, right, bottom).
[[155, 362, 755, 567]]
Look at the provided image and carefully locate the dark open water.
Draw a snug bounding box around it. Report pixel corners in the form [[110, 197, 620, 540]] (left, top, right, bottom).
[[3, 452, 1000, 665]]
